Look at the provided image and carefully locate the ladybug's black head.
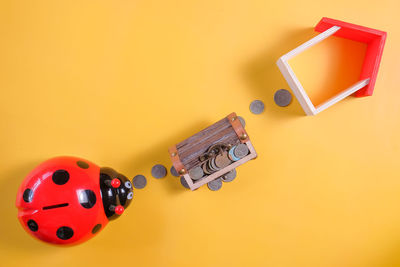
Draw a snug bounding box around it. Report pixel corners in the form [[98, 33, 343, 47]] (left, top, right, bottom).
[[99, 167, 133, 220]]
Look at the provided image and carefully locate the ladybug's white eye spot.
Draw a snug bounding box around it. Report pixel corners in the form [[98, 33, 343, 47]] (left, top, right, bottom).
[[127, 192, 133, 200], [125, 181, 132, 189]]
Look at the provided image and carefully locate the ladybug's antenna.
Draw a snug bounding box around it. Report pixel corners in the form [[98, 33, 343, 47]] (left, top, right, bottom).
[[104, 178, 121, 188], [100, 172, 130, 218], [107, 182, 125, 215], [109, 205, 124, 215]]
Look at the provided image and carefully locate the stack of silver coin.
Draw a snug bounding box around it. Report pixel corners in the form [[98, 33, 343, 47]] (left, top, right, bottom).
[[189, 144, 249, 182], [184, 116, 247, 190], [198, 150, 231, 178], [228, 143, 249, 162]]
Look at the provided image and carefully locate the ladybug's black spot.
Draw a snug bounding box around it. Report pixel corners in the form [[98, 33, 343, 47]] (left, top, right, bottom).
[[56, 226, 74, 240], [76, 161, 89, 169], [27, 219, 38, 232], [23, 188, 33, 203], [92, 224, 102, 234], [52, 170, 69, 185], [78, 190, 96, 209]]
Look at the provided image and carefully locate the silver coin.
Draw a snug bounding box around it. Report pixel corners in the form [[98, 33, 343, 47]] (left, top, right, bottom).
[[170, 166, 179, 177], [250, 100, 265, 114], [202, 163, 211, 175], [222, 169, 237, 182], [180, 176, 190, 189], [238, 116, 246, 127], [207, 159, 215, 172], [189, 166, 204, 180], [151, 164, 167, 179], [207, 178, 222, 191], [206, 160, 214, 173], [274, 89, 292, 107], [234, 143, 249, 159], [132, 175, 147, 189], [210, 158, 220, 172]]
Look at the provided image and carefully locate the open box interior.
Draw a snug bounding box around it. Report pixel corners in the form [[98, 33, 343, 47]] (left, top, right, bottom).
[[276, 17, 386, 116]]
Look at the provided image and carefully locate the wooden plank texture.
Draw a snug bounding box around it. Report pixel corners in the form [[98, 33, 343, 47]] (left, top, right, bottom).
[[176, 117, 240, 171]]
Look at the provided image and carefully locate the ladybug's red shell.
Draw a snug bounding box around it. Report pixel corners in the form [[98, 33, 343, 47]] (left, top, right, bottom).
[[16, 156, 108, 245]]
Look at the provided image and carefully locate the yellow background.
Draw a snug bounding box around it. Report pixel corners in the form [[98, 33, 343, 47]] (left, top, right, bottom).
[[1, 1, 399, 266]]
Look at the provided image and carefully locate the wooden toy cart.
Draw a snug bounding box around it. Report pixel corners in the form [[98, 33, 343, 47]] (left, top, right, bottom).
[[168, 112, 257, 191]]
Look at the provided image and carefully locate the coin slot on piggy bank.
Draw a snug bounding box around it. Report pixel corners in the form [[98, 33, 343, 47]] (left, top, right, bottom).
[[169, 112, 257, 191]]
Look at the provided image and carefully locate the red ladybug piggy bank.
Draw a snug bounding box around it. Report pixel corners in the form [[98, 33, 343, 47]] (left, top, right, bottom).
[[16, 156, 133, 245]]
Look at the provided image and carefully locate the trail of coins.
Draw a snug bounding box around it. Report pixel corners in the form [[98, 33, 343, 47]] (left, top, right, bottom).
[[131, 114, 256, 192], [130, 85, 292, 192]]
